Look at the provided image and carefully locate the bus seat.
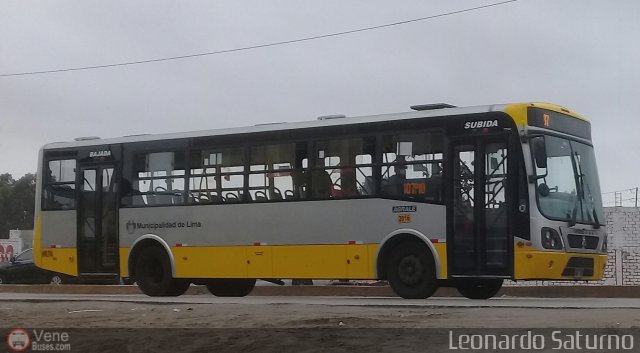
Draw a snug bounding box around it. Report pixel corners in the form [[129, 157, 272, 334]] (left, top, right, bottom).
[[225, 193, 240, 203], [270, 189, 283, 200], [254, 190, 268, 201]]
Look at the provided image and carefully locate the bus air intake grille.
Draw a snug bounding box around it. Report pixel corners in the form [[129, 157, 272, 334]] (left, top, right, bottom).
[[561, 257, 594, 277], [567, 234, 599, 250]]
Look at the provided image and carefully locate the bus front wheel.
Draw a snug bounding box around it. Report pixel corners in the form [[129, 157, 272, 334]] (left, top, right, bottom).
[[456, 279, 503, 299], [206, 279, 256, 297], [135, 246, 186, 297], [386, 241, 438, 299]]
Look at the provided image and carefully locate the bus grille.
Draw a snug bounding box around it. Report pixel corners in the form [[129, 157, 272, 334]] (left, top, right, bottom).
[[561, 257, 594, 277], [567, 234, 599, 250]]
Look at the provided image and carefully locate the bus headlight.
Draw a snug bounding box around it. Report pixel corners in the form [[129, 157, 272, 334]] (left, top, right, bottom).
[[541, 227, 563, 250]]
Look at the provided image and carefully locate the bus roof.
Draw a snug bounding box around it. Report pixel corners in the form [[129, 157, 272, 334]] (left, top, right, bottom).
[[42, 102, 583, 150]]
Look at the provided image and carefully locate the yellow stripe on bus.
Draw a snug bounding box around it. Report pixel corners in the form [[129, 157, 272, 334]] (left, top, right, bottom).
[[171, 244, 378, 279], [433, 242, 447, 279]]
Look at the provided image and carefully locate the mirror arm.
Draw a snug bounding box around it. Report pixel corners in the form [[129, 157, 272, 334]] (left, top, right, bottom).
[[528, 171, 548, 184]]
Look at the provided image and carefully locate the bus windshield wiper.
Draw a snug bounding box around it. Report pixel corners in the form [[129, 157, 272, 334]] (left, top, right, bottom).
[[575, 153, 601, 229], [568, 196, 579, 227], [568, 148, 583, 228]]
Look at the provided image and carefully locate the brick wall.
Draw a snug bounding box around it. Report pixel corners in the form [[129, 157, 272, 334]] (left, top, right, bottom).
[[507, 207, 640, 286]]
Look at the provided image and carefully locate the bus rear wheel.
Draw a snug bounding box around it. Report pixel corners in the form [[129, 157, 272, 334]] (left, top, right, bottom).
[[386, 241, 438, 299], [456, 279, 503, 299], [167, 279, 191, 296], [135, 246, 186, 297], [206, 279, 256, 297]]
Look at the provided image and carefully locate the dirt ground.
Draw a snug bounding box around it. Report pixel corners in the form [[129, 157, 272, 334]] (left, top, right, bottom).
[[2, 300, 640, 352], [3, 300, 640, 328]]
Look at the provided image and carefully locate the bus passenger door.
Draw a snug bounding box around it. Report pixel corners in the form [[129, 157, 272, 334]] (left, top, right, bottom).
[[77, 164, 119, 280], [448, 136, 512, 277]]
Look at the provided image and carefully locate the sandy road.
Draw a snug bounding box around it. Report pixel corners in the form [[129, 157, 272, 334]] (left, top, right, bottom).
[[2, 295, 639, 352]]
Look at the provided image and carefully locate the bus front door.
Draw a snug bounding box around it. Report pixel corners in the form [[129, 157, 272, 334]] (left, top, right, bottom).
[[77, 164, 119, 280], [448, 136, 512, 277]]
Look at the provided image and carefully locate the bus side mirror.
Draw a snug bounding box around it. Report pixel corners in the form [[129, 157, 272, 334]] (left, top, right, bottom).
[[9, 256, 16, 263], [531, 136, 547, 169]]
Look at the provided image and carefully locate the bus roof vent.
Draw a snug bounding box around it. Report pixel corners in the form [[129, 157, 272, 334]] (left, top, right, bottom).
[[254, 122, 287, 126], [317, 114, 346, 121], [410, 103, 456, 111], [74, 136, 101, 141]]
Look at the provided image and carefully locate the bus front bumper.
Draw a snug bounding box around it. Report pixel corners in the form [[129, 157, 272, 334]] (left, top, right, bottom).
[[513, 249, 607, 281]]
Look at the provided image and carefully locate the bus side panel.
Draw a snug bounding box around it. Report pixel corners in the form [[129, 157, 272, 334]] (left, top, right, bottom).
[[37, 211, 77, 276], [272, 245, 347, 279], [346, 244, 371, 278], [170, 245, 371, 279], [246, 246, 273, 278], [120, 201, 446, 280], [173, 246, 248, 278], [40, 248, 78, 276]]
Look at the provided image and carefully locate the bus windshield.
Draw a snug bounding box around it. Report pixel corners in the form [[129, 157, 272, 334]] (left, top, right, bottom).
[[534, 134, 604, 226]]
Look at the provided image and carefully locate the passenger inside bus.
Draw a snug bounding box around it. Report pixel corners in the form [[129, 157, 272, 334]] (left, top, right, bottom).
[[333, 168, 358, 198], [120, 178, 144, 206], [382, 164, 407, 196], [310, 169, 333, 199]]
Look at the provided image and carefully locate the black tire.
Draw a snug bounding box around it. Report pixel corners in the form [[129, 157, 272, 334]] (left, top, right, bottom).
[[456, 279, 503, 299], [386, 240, 438, 299], [206, 279, 256, 297], [49, 274, 64, 285], [167, 279, 191, 296], [134, 246, 177, 297]]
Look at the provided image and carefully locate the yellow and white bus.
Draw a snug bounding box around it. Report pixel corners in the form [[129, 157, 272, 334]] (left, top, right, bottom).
[[34, 102, 607, 298]]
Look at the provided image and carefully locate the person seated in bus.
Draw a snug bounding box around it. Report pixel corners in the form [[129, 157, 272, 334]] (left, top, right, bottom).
[[425, 163, 444, 202], [335, 168, 358, 198], [120, 178, 133, 206], [310, 169, 333, 199], [382, 164, 407, 196], [120, 178, 145, 206]]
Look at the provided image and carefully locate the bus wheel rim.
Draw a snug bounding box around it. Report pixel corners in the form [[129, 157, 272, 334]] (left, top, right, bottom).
[[398, 255, 424, 285]]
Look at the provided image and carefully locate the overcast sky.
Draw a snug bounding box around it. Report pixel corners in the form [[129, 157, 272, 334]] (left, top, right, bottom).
[[1, 0, 639, 205]]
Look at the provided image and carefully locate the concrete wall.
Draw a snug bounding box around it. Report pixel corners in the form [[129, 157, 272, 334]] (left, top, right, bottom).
[[604, 207, 640, 285], [509, 207, 640, 286], [0, 230, 26, 262]]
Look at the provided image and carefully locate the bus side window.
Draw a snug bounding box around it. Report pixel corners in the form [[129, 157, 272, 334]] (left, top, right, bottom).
[[43, 159, 77, 210], [313, 136, 374, 199], [381, 132, 444, 203], [137, 152, 186, 206], [249, 142, 304, 202]]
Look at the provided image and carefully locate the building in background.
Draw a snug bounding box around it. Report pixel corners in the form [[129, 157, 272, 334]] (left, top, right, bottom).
[[0, 230, 33, 262]]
